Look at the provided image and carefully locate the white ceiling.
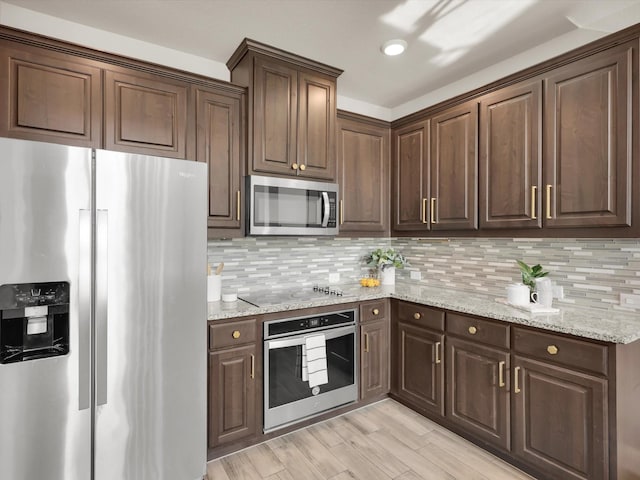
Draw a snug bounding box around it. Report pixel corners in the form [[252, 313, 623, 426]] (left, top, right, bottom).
[[3, 0, 640, 119]]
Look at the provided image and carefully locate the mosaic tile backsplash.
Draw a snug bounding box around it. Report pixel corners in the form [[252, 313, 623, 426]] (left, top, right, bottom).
[[208, 237, 640, 312]]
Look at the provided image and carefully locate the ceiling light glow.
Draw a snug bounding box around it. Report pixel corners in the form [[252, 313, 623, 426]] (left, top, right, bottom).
[[381, 39, 407, 56]]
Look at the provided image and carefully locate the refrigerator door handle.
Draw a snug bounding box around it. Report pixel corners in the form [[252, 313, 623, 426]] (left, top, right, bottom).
[[78, 210, 92, 411], [96, 209, 109, 406]]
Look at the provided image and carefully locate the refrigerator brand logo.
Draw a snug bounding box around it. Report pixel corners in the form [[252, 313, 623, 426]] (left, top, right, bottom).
[[179, 172, 196, 179]]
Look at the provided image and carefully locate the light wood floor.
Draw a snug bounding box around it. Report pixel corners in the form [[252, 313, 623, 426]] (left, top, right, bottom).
[[207, 399, 535, 480]]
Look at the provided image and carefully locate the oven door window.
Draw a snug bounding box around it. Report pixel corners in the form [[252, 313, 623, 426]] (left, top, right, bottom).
[[268, 332, 355, 409], [254, 185, 324, 228]]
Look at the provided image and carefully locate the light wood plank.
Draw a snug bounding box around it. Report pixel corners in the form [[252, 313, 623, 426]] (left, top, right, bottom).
[[207, 399, 536, 480], [329, 413, 410, 478], [269, 434, 327, 480], [220, 451, 263, 480], [281, 428, 347, 478], [329, 441, 393, 480], [207, 459, 231, 480], [307, 420, 345, 448], [245, 443, 285, 478], [368, 428, 455, 480]]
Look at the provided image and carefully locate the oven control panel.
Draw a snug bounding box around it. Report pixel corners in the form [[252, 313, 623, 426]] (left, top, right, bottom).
[[265, 309, 356, 338]]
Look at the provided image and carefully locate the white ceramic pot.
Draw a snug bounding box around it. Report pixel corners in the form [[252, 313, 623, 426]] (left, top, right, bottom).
[[380, 266, 396, 286]]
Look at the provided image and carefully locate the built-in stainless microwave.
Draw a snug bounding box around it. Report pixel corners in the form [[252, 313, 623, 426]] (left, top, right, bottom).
[[246, 175, 339, 236]]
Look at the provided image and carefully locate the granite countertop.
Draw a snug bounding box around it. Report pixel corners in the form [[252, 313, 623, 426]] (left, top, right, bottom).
[[208, 281, 640, 344]]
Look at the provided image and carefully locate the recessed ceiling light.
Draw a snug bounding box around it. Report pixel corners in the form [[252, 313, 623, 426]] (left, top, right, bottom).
[[381, 39, 407, 56]]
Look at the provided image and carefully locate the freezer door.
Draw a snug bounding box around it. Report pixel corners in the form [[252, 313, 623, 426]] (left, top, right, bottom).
[[94, 151, 207, 480], [0, 138, 92, 480]]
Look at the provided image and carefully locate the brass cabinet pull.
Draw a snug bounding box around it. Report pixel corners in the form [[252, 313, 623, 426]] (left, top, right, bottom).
[[250, 354, 255, 379], [547, 345, 559, 355], [546, 184, 552, 219], [232, 330, 240, 339], [292, 163, 299, 170], [372, 308, 379, 315], [236, 190, 241, 221], [413, 312, 421, 320], [431, 198, 437, 224], [514, 366, 521, 393], [468, 326, 477, 335], [364, 333, 369, 353], [422, 198, 428, 224], [435, 341, 441, 364], [299, 164, 306, 171], [339, 200, 344, 225], [498, 361, 505, 388], [531, 185, 537, 219]]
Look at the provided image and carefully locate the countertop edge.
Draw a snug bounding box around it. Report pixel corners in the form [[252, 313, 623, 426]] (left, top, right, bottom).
[[207, 286, 640, 345]]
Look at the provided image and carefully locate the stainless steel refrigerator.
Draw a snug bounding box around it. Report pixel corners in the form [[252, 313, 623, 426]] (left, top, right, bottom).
[[0, 137, 207, 479]]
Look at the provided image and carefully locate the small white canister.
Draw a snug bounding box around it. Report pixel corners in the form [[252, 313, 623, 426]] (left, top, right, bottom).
[[506, 283, 530, 306]]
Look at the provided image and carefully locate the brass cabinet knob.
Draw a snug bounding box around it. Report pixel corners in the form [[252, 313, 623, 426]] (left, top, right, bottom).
[[292, 163, 299, 170], [299, 164, 306, 171], [232, 330, 241, 339], [547, 345, 558, 355], [373, 308, 379, 315], [413, 312, 421, 320], [468, 326, 477, 335]]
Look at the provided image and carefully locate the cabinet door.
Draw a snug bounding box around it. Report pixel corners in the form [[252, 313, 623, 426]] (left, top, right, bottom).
[[208, 344, 257, 448], [196, 88, 243, 232], [512, 355, 608, 480], [392, 120, 430, 232], [480, 80, 542, 229], [298, 71, 336, 180], [431, 101, 478, 230], [0, 44, 102, 147], [337, 115, 389, 234], [104, 69, 188, 158], [544, 41, 633, 228], [396, 321, 444, 417], [446, 337, 510, 451], [360, 318, 390, 401], [252, 58, 298, 176]]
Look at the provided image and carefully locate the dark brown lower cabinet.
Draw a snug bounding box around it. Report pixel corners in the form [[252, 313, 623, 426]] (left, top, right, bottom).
[[360, 317, 390, 400], [446, 337, 510, 451], [512, 355, 608, 480], [395, 320, 444, 417], [208, 344, 257, 448]]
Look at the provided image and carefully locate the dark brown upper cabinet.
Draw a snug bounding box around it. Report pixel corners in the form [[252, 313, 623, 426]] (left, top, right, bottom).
[[544, 41, 634, 229], [227, 39, 342, 181], [337, 112, 390, 236], [104, 68, 189, 159], [479, 80, 542, 229], [195, 86, 246, 237], [430, 101, 479, 231], [0, 42, 102, 148], [392, 120, 430, 232]]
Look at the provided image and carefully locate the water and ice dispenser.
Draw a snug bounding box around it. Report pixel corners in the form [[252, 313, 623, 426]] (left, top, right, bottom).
[[0, 282, 70, 364]]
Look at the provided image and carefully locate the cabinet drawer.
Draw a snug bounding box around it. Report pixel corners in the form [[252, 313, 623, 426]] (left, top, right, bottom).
[[512, 327, 608, 375], [447, 313, 509, 349], [209, 318, 257, 350], [395, 301, 445, 331], [360, 299, 388, 323]]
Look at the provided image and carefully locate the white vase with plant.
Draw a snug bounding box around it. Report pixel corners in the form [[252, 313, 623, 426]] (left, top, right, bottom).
[[363, 248, 408, 286]]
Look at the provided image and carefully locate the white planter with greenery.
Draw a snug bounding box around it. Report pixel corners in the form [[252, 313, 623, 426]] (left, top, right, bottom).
[[363, 248, 408, 287], [380, 266, 396, 285]]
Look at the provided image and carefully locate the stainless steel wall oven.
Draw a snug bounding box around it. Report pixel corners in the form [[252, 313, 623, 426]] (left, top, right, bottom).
[[263, 309, 358, 432]]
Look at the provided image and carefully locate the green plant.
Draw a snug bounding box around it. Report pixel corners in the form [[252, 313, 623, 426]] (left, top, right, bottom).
[[516, 260, 549, 293], [363, 248, 408, 271]]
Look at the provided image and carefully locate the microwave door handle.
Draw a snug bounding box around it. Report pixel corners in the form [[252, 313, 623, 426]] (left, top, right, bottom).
[[321, 192, 330, 227]]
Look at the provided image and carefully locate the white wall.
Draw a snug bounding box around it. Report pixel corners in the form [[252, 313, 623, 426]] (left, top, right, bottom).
[[0, 1, 230, 81]]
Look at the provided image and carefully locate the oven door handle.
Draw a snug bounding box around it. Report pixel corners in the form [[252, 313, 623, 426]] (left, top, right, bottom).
[[321, 192, 330, 227], [266, 325, 355, 350]]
